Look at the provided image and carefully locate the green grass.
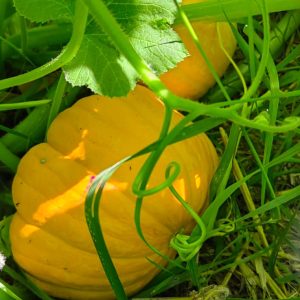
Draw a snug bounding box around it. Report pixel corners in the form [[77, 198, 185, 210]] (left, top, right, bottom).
[[1, 0, 300, 299]]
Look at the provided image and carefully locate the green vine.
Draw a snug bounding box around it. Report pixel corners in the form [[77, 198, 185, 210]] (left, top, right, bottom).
[[0, 0, 88, 90]]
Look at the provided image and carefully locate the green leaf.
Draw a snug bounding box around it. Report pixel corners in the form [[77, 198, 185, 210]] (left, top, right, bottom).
[[63, 0, 187, 96], [13, 0, 74, 22], [111, 0, 186, 74], [129, 24, 186, 75], [63, 35, 137, 97]]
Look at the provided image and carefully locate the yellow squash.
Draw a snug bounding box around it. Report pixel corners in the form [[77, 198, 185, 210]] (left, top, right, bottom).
[[10, 85, 218, 300], [161, 0, 236, 99]]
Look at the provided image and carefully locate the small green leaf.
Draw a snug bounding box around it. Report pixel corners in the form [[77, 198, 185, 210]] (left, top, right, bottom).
[[13, 0, 74, 22]]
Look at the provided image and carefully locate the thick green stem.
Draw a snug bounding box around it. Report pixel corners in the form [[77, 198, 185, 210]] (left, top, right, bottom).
[[0, 0, 87, 90], [176, 0, 300, 23], [81, 0, 171, 103]]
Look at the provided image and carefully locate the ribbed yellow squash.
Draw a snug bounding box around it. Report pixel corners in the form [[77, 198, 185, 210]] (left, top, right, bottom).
[[10, 85, 218, 300], [161, 0, 236, 99]]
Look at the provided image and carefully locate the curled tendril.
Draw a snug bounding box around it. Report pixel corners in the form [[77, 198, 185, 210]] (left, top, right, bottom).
[[207, 218, 235, 238], [170, 232, 203, 262], [132, 161, 181, 197], [132, 160, 186, 269], [165, 162, 207, 262]]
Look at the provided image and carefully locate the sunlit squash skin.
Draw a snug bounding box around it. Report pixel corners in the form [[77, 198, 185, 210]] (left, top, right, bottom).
[[160, 0, 236, 100], [10, 85, 218, 300]]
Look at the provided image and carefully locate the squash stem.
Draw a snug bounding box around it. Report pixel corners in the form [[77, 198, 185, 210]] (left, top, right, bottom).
[[0, 0, 88, 90]]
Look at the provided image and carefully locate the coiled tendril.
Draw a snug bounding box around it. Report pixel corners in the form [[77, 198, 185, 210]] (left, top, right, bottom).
[[165, 162, 207, 262]]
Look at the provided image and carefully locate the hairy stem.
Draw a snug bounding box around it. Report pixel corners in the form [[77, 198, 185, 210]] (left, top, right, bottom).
[[81, 0, 170, 103]]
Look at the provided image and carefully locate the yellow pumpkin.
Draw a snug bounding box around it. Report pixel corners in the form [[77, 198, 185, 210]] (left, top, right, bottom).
[[9, 85, 218, 300], [161, 0, 237, 99]]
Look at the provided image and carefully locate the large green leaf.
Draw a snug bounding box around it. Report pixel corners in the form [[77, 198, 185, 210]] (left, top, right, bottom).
[[13, 0, 74, 22], [13, 0, 187, 96]]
